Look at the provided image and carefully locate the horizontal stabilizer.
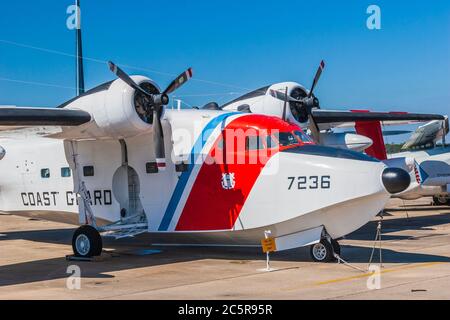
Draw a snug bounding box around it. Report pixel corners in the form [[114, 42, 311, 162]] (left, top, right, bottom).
[[343, 130, 413, 136]]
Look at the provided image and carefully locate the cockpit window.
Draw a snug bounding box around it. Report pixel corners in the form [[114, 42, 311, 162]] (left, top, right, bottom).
[[246, 136, 265, 151], [266, 135, 278, 149], [274, 132, 299, 147], [294, 130, 312, 143], [221, 86, 270, 108]]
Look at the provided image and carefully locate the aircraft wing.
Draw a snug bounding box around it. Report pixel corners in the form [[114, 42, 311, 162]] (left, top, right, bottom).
[[0, 106, 91, 130], [313, 110, 445, 128]]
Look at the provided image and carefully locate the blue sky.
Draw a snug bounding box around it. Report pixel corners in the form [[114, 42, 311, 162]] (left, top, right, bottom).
[[0, 0, 448, 141]]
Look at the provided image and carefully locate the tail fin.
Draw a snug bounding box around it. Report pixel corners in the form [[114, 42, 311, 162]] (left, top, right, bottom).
[[352, 110, 387, 160], [75, 0, 85, 96]]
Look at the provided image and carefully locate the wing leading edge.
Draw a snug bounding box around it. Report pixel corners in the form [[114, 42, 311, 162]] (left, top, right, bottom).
[[0, 107, 91, 127], [312, 110, 445, 124]]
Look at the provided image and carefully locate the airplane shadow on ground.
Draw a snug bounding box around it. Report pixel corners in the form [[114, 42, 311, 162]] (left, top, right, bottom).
[[1, 210, 450, 287], [348, 209, 450, 241], [0, 240, 449, 287], [386, 206, 448, 212]]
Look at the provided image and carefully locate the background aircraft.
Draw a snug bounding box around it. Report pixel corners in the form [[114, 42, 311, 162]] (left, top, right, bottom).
[[385, 120, 450, 205]]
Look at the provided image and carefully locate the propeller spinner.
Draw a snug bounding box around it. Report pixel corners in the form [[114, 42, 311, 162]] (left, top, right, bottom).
[[108, 61, 193, 171]]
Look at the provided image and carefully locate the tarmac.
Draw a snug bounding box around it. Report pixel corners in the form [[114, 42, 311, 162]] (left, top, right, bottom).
[[1, 198, 449, 300]]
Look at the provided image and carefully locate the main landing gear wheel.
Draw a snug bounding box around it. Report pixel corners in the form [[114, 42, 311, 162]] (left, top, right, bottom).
[[72, 225, 103, 257], [433, 195, 450, 206], [310, 239, 335, 263]]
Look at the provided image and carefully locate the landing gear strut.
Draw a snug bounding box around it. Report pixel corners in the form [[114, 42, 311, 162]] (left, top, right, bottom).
[[72, 225, 103, 257], [310, 238, 340, 263]]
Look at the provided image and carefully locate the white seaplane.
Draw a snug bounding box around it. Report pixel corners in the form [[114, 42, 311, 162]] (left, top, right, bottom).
[[0, 1, 413, 262], [0, 60, 413, 262]]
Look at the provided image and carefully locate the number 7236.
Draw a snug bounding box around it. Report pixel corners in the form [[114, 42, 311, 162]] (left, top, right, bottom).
[[287, 176, 331, 190]]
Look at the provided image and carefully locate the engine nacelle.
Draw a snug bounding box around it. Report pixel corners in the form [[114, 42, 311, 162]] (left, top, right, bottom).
[[62, 76, 161, 139], [320, 132, 373, 152]]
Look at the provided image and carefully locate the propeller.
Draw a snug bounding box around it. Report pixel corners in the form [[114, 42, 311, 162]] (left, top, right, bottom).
[[271, 60, 326, 143], [108, 61, 193, 170]]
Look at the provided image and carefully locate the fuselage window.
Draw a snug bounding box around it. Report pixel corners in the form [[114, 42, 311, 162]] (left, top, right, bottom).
[[146, 162, 158, 174], [83, 166, 95, 177], [61, 167, 71, 178], [41, 168, 50, 179]]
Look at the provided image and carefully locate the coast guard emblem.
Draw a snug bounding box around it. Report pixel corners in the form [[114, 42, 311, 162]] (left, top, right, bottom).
[[221, 173, 236, 190]]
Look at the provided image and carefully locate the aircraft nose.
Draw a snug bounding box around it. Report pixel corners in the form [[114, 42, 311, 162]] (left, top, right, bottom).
[[382, 167, 411, 194]]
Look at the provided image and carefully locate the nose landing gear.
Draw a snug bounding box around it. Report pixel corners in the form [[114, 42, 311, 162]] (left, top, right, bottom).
[[310, 238, 341, 263]]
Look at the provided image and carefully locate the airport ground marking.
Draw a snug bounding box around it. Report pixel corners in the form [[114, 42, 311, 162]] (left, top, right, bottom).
[[314, 262, 443, 286]]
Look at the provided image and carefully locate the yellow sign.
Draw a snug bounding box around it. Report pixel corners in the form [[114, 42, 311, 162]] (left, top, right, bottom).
[[261, 237, 277, 253]]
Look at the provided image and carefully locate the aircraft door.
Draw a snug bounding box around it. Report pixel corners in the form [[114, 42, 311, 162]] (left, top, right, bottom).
[[112, 165, 143, 219]]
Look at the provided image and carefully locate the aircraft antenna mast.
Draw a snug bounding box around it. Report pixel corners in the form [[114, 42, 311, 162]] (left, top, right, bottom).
[[75, 0, 85, 96]]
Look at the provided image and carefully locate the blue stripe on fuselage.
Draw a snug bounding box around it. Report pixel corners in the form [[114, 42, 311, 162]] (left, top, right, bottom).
[[158, 112, 239, 231]]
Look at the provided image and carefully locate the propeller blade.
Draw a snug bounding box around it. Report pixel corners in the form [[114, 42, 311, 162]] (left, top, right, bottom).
[[442, 117, 449, 147], [108, 61, 152, 97], [308, 60, 325, 98], [307, 113, 321, 144], [153, 107, 166, 171], [164, 68, 193, 95], [282, 87, 288, 121]]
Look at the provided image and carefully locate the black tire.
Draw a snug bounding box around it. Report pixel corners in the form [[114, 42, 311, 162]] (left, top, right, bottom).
[[310, 240, 334, 263], [433, 195, 450, 206], [72, 225, 103, 257]]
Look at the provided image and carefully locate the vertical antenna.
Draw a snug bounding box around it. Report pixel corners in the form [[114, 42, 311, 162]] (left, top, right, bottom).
[[75, 0, 85, 96]]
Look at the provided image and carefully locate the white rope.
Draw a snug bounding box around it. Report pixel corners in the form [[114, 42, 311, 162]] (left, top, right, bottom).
[[334, 253, 367, 273], [368, 216, 383, 268]]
